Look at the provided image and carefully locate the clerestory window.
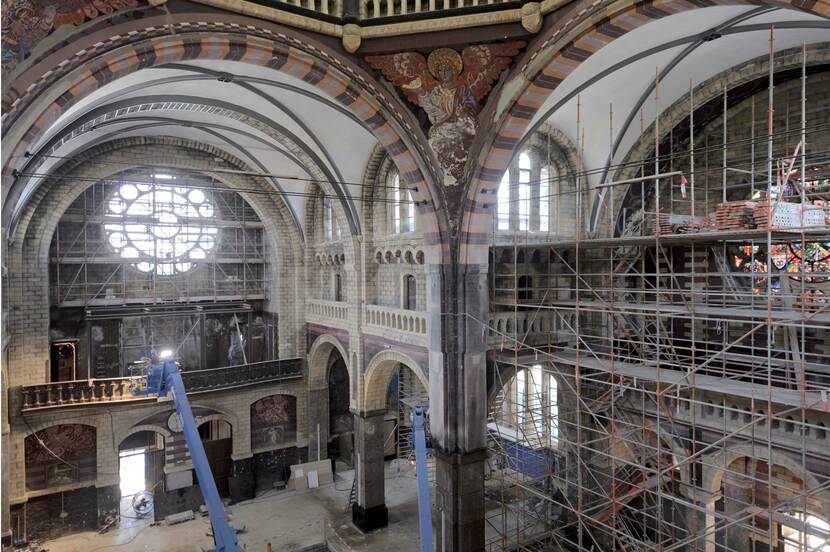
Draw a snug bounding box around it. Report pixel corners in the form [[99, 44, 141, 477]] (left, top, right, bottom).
[[497, 149, 559, 233], [403, 274, 417, 310], [323, 197, 341, 241], [390, 170, 415, 234], [104, 178, 218, 275]]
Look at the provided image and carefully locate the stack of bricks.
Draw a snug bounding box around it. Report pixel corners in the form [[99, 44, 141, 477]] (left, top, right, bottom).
[[657, 213, 674, 234], [749, 200, 770, 229], [711, 201, 756, 231], [676, 217, 707, 233]]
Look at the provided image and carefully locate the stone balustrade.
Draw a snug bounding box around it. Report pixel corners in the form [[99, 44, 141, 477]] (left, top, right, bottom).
[[181, 358, 302, 392], [272, 0, 343, 16], [635, 397, 829, 458], [307, 299, 350, 328], [488, 311, 569, 346], [361, 0, 514, 18], [20, 377, 135, 410], [364, 304, 428, 346], [19, 358, 302, 412], [258, 0, 519, 19]]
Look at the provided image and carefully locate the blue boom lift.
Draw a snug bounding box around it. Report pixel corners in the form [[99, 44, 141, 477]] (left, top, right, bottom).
[[132, 352, 434, 552], [411, 405, 433, 552], [132, 354, 239, 552]]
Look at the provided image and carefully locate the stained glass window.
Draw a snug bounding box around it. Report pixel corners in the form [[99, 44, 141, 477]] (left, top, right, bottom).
[[105, 181, 218, 275]]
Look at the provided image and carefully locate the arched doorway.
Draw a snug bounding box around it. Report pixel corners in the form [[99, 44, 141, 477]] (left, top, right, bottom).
[[386, 363, 429, 462], [197, 420, 233, 497], [118, 430, 165, 521], [328, 356, 352, 464], [307, 335, 352, 466], [714, 457, 830, 552]]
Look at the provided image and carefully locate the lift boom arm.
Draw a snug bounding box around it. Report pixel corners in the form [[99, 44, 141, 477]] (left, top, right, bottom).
[[136, 360, 238, 552], [412, 406, 433, 552]]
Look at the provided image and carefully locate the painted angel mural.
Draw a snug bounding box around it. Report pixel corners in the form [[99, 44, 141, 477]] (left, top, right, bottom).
[[366, 42, 525, 186], [2, 0, 140, 73]]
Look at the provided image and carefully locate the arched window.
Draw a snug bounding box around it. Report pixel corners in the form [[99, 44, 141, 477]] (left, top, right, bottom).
[[548, 374, 558, 443], [334, 273, 344, 302], [517, 275, 532, 302], [390, 171, 415, 234], [323, 197, 341, 241], [403, 274, 417, 310], [518, 152, 531, 231], [105, 179, 218, 275], [539, 164, 551, 233], [497, 149, 559, 233], [528, 364, 543, 436], [511, 366, 558, 446], [781, 512, 830, 552], [516, 369, 526, 426]]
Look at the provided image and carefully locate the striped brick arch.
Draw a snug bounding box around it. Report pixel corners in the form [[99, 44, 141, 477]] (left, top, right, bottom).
[[461, 0, 830, 266], [1, 24, 447, 263]]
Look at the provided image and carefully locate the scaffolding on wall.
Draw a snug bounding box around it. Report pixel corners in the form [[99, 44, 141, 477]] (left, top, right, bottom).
[[480, 40, 830, 552], [49, 170, 268, 307]]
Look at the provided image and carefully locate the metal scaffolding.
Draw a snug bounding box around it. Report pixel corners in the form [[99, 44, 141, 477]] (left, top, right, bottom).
[[50, 170, 267, 307], [480, 40, 830, 552]]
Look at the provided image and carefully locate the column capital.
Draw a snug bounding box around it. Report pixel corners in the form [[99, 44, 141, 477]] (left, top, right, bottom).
[[688, 487, 722, 505], [432, 447, 488, 466], [350, 408, 386, 419]]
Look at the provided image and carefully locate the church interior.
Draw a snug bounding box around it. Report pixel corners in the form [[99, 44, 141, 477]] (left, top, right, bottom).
[[1, 0, 829, 550]]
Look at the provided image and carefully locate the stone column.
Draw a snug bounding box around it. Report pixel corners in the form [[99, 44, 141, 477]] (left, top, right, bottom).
[[352, 410, 387, 532], [723, 474, 752, 552], [229, 456, 255, 503], [434, 449, 487, 551], [430, 262, 488, 552], [96, 484, 120, 526], [1, 407, 10, 545], [307, 387, 329, 462], [687, 488, 719, 552]]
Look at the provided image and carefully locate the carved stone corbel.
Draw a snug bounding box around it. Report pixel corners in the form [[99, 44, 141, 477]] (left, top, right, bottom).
[[520, 2, 543, 34], [342, 24, 362, 53]]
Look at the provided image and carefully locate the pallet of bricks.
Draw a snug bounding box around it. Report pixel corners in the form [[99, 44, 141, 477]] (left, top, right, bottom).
[[710, 200, 769, 231], [644, 199, 825, 235]]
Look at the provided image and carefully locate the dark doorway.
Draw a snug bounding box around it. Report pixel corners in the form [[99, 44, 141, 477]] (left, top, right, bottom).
[[403, 274, 416, 310], [50, 341, 77, 382], [199, 420, 233, 497], [328, 357, 352, 462]]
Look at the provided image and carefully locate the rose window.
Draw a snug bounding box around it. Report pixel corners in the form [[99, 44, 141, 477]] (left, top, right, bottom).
[[105, 182, 218, 275]]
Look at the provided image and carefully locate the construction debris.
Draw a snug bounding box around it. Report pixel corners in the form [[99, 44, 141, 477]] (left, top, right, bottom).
[[650, 199, 827, 235]]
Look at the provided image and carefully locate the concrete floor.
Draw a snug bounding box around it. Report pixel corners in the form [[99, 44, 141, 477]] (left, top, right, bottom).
[[41, 459, 422, 552]]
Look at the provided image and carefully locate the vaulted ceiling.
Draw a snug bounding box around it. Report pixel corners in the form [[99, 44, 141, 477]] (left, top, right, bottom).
[[523, 5, 830, 188], [9, 58, 381, 238]]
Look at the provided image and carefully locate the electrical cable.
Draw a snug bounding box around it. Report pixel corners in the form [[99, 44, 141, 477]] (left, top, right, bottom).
[[15, 119, 830, 195], [13, 172, 416, 205], [21, 153, 418, 192]]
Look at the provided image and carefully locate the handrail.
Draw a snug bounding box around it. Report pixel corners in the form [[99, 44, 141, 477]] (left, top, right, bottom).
[[19, 358, 302, 412], [365, 304, 428, 335]]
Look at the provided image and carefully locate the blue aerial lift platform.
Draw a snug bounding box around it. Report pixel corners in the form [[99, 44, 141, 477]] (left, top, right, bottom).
[[130, 352, 434, 552], [132, 354, 239, 552]]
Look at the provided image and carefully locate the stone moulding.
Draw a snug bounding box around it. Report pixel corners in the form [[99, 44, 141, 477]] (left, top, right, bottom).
[[189, 0, 566, 52]]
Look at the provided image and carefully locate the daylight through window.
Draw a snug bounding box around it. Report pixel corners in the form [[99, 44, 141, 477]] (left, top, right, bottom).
[[105, 180, 218, 275]]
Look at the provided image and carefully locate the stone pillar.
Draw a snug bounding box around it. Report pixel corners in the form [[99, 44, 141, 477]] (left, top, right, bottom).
[[723, 474, 752, 552], [352, 410, 387, 532], [96, 484, 120, 526], [229, 456, 255, 503], [307, 387, 329, 463], [434, 449, 486, 551], [430, 262, 488, 552], [687, 488, 719, 552], [1, 369, 10, 545]]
